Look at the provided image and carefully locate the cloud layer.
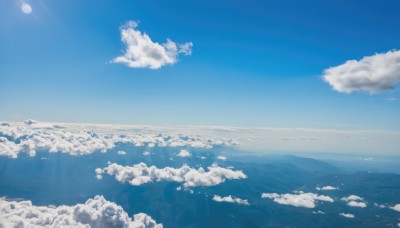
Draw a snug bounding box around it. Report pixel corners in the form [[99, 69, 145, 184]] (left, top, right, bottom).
[[96, 162, 247, 188], [0, 121, 235, 158], [261, 192, 334, 208], [212, 195, 249, 205], [113, 21, 192, 69], [323, 50, 400, 93], [0, 195, 161, 228]]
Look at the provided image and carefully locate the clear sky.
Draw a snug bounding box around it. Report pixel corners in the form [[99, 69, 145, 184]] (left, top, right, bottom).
[[1, 0, 399, 130]]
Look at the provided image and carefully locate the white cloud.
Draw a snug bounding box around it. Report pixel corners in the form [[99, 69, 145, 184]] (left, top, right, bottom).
[[217, 155, 227, 161], [0, 195, 162, 228], [339, 213, 355, 218], [322, 50, 400, 93], [0, 121, 235, 158], [96, 162, 246, 188], [341, 195, 363, 202], [112, 21, 192, 69], [261, 192, 334, 208], [316, 186, 337, 191], [347, 201, 367, 208], [390, 204, 400, 212], [212, 195, 249, 205], [177, 149, 191, 157], [117, 150, 127, 155], [21, 2, 32, 14], [200, 156, 207, 160], [143, 151, 151, 156]]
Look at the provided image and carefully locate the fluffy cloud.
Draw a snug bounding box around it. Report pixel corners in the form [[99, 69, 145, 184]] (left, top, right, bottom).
[[112, 21, 193, 69], [322, 50, 400, 93], [0, 195, 162, 227], [339, 213, 355, 218], [143, 151, 150, 156], [212, 195, 249, 206], [96, 162, 246, 188], [261, 192, 334, 208], [390, 204, 400, 212], [341, 195, 363, 202], [0, 121, 235, 158], [347, 201, 367, 208], [316, 186, 337, 191], [177, 149, 191, 157]]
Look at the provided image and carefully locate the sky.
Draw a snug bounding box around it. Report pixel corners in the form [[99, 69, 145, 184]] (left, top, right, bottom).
[[1, 0, 400, 131]]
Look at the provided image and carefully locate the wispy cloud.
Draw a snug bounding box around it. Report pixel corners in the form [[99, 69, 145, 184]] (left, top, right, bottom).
[[323, 50, 400, 93], [113, 21, 193, 69], [212, 195, 249, 205]]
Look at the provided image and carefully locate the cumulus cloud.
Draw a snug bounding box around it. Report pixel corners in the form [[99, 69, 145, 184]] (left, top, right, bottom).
[[261, 192, 334, 208], [390, 204, 400, 212], [177, 149, 191, 157], [341, 195, 363, 202], [347, 201, 367, 208], [339, 213, 355, 218], [316, 186, 337, 191], [322, 50, 400, 93], [0, 121, 235, 158], [216, 155, 227, 161], [212, 195, 249, 206], [112, 21, 193, 69], [143, 151, 150, 156], [0, 195, 162, 228], [96, 162, 246, 188]]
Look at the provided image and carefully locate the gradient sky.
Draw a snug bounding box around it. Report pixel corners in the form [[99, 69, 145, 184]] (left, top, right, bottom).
[[1, 0, 399, 130]]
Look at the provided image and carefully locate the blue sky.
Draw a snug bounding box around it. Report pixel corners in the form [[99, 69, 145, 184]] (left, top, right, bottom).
[[1, 0, 399, 130]]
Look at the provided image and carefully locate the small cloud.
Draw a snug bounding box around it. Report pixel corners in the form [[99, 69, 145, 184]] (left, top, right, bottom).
[[142, 151, 150, 156], [177, 149, 191, 157], [117, 151, 126, 155], [322, 50, 400, 94], [390, 204, 400, 212], [200, 156, 207, 160], [217, 155, 227, 161], [212, 195, 249, 206], [261, 192, 334, 208], [21, 2, 32, 14], [341, 195, 363, 202], [347, 201, 367, 208], [316, 186, 337, 191], [339, 213, 355, 218], [112, 21, 193, 69], [24, 119, 37, 125]]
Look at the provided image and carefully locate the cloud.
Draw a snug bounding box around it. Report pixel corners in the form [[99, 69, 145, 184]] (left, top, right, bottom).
[[143, 151, 150, 156], [96, 162, 246, 188], [347, 201, 367, 208], [341, 195, 363, 202], [261, 192, 334, 208], [112, 21, 193, 69], [390, 204, 400, 212], [322, 50, 400, 93], [117, 150, 127, 155], [20, 2, 32, 14], [0, 121, 235, 158], [217, 155, 227, 161], [0, 195, 162, 228], [316, 186, 337, 191], [339, 213, 355, 218], [212, 195, 249, 206], [177, 149, 191, 157]]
